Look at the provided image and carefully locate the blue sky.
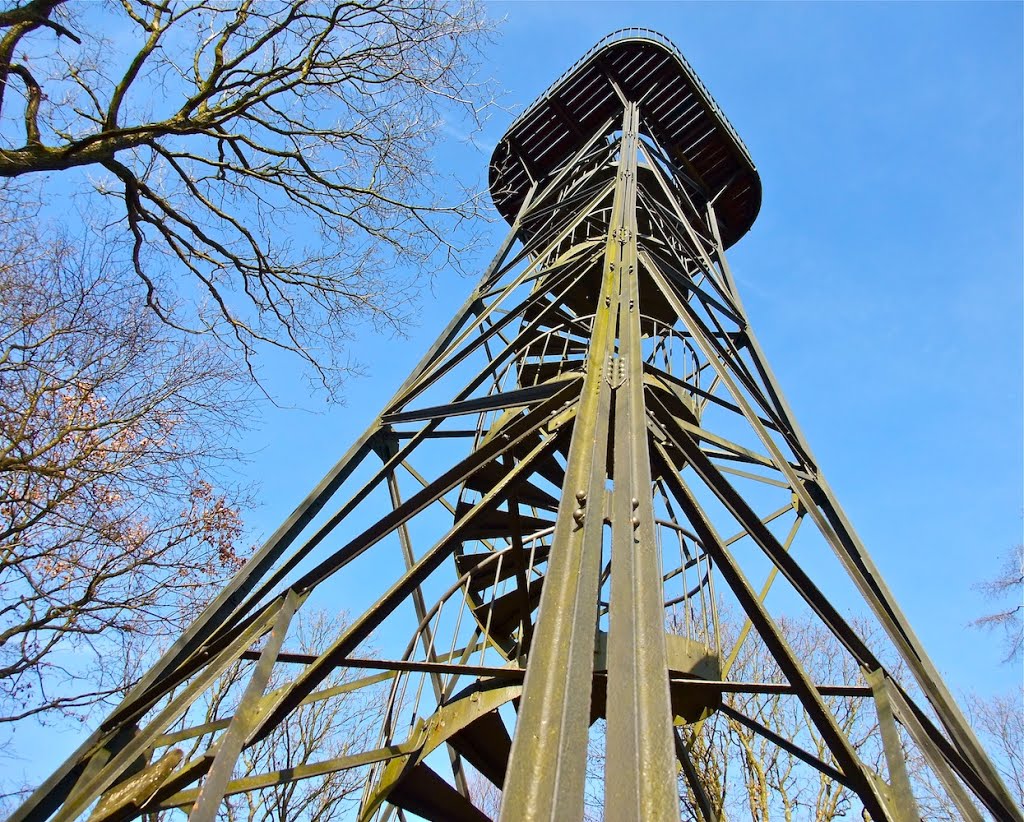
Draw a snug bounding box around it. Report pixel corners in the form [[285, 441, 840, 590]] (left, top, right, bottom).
[[10, 0, 1022, 800], [243, 1, 1023, 697]]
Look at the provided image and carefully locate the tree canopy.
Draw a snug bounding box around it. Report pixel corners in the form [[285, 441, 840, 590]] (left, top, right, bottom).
[[1, 0, 495, 387], [0, 0, 495, 796]]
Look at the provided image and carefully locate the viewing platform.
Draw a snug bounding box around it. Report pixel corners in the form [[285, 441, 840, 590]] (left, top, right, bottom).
[[489, 28, 762, 249]]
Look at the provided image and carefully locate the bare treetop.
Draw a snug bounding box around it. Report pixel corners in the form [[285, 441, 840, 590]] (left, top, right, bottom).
[[0, 0, 495, 389], [970, 543, 1024, 664]]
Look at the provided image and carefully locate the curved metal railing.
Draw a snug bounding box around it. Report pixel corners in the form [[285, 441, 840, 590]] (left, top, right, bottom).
[[497, 27, 756, 174]]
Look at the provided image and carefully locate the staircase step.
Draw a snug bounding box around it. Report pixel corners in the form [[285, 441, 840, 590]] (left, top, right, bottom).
[[505, 438, 566, 488], [472, 576, 545, 638], [517, 358, 585, 388], [389, 763, 491, 822], [456, 546, 551, 592], [521, 334, 589, 358], [522, 295, 580, 332], [448, 709, 513, 787], [458, 505, 555, 542], [463, 465, 559, 511]]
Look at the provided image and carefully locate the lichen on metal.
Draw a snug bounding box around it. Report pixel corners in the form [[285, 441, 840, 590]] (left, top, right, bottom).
[[15, 29, 1020, 822]]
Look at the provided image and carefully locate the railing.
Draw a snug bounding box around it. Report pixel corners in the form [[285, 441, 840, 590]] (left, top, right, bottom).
[[498, 27, 756, 173], [658, 517, 721, 655]]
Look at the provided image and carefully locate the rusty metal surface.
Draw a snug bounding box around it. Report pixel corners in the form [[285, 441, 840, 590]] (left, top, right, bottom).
[[15, 29, 1021, 822], [489, 28, 761, 249]]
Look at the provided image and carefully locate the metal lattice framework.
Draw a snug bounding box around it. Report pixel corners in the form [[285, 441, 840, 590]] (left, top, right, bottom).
[[17, 29, 1020, 822]]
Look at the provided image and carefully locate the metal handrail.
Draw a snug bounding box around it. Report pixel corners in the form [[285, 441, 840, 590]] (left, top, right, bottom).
[[499, 27, 755, 172]]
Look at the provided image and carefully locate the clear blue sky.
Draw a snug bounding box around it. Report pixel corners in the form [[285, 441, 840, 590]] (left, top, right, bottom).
[[244, 0, 1023, 698], [15, 0, 1022, 798]]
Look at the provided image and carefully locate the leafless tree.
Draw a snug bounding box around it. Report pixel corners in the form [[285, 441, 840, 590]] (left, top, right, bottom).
[[0, 0, 496, 389], [467, 768, 502, 819], [969, 543, 1023, 663], [673, 612, 889, 821], [967, 688, 1024, 807], [957, 542, 1024, 812], [904, 686, 1024, 820], [0, 205, 247, 782], [0, 0, 497, 803], [162, 610, 387, 821]]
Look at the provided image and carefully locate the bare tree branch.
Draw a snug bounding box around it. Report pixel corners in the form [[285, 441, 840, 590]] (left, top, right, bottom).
[[969, 543, 1024, 663], [0, 0, 498, 392], [0, 204, 249, 761], [161, 610, 387, 822]]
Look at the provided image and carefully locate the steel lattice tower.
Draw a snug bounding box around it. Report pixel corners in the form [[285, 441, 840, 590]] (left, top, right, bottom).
[[18, 29, 1020, 822]]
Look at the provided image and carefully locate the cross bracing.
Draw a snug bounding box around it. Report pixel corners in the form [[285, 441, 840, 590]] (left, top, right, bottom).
[[15, 29, 1020, 822]]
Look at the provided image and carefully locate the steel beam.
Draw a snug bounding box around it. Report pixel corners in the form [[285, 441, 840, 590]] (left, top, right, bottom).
[[497, 112, 627, 822], [18, 30, 1016, 822], [604, 102, 680, 821]]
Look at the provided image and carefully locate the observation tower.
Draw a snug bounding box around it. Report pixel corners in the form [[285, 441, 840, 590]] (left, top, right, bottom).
[[17, 28, 1019, 822]]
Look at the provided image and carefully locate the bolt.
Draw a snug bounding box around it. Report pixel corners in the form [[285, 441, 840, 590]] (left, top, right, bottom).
[[631, 497, 639, 509], [575, 490, 587, 504], [573, 508, 586, 524], [631, 516, 640, 528]]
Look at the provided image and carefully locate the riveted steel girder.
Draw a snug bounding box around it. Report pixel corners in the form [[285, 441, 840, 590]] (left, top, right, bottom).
[[16, 29, 1021, 822]]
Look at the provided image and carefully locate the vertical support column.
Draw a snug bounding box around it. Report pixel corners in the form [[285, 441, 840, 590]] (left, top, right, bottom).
[[604, 103, 681, 820], [498, 109, 627, 822]]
